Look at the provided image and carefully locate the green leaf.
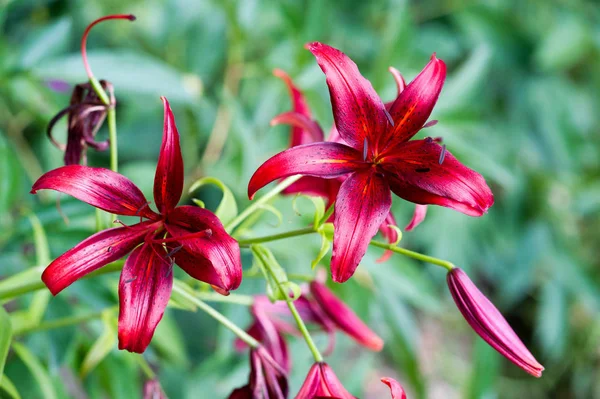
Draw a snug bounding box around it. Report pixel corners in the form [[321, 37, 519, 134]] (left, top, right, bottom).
[[19, 17, 72, 68], [12, 342, 57, 399], [311, 230, 331, 269], [188, 177, 238, 226], [251, 245, 290, 302], [0, 375, 21, 399], [467, 339, 499, 399], [32, 50, 200, 103], [0, 307, 12, 387], [536, 279, 568, 359], [80, 311, 117, 378], [0, 133, 22, 217]]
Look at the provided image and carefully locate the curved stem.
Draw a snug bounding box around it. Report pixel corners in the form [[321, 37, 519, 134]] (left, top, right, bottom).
[[237, 226, 314, 246], [369, 240, 455, 271], [252, 246, 323, 362], [225, 175, 302, 233], [172, 284, 260, 348]]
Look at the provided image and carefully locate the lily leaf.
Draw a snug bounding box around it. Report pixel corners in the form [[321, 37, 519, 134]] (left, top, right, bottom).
[[311, 230, 331, 269], [80, 311, 117, 378], [0, 375, 21, 399], [0, 307, 12, 387], [188, 177, 238, 226], [12, 342, 57, 399]]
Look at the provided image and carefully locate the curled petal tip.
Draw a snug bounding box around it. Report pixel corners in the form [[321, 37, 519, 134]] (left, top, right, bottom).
[[430, 52, 437, 60]]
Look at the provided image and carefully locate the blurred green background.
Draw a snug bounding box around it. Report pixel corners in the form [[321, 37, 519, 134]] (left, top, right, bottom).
[[1, 0, 599, 398]]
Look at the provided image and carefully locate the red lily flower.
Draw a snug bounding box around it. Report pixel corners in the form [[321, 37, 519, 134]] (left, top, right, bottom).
[[447, 268, 544, 377], [295, 362, 354, 399], [228, 347, 289, 399], [31, 97, 242, 353], [249, 43, 494, 282], [381, 377, 407, 399]]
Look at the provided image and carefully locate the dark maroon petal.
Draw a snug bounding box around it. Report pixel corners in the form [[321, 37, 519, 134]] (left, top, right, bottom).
[[271, 111, 325, 144], [273, 68, 319, 146], [310, 281, 383, 351], [306, 42, 388, 152], [381, 377, 407, 399], [376, 211, 398, 263], [248, 142, 364, 199], [331, 170, 392, 283], [447, 268, 544, 377], [382, 139, 493, 217], [405, 204, 428, 232], [166, 205, 242, 294], [41, 221, 156, 295], [118, 242, 173, 353], [31, 165, 157, 218], [153, 97, 184, 215], [228, 386, 252, 399], [383, 54, 446, 148]]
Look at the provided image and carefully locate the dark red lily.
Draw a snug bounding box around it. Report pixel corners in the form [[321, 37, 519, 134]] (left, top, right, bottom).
[[31, 97, 242, 353], [447, 268, 544, 377], [381, 377, 407, 399], [228, 347, 289, 399], [249, 43, 494, 282], [295, 362, 354, 399], [47, 14, 135, 165]]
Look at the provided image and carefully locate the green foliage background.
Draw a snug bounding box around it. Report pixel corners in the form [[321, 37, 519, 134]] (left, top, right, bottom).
[[1, 0, 599, 398]]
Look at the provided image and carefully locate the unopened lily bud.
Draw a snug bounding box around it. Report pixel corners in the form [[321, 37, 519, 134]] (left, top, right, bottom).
[[295, 362, 353, 399]]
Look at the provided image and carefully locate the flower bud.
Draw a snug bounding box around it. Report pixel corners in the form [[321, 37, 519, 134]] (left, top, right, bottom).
[[295, 362, 353, 399], [381, 377, 407, 399], [447, 268, 544, 377]]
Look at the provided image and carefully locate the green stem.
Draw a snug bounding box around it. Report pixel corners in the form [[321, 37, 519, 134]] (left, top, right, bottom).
[[225, 175, 302, 233], [172, 284, 260, 348], [237, 226, 314, 246], [135, 355, 156, 379], [252, 246, 323, 362], [369, 240, 456, 271], [14, 309, 109, 335], [193, 291, 254, 306]]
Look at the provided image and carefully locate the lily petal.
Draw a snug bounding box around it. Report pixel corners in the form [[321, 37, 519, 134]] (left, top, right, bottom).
[[154, 97, 184, 215], [273, 69, 318, 146], [31, 165, 157, 218], [118, 242, 173, 353], [383, 139, 493, 217], [248, 142, 364, 200], [166, 205, 242, 294], [384, 67, 406, 110], [381, 377, 407, 399], [295, 362, 354, 399], [383, 54, 446, 148], [42, 221, 157, 295], [271, 111, 324, 144], [310, 280, 383, 351], [331, 170, 392, 283], [405, 204, 428, 232], [376, 211, 399, 263], [306, 42, 387, 152], [282, 176, 342, 206]]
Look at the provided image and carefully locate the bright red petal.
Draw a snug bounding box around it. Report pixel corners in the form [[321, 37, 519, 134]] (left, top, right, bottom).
[[273, 69, 319, 146], [382, 139, 494, 217], [383, 54, 446, 149], [248, 142, 364, 199], [31, 165, 156, 218], [153, 97, 184, 215], [41, 221, 157, 295], [331, 170, 392, 283], [381, 377, 407, 399], [165, 205, 242, 294], [306, 42, 388, 152], [405, 204, 428, 231], [118, 242, 173, 353]]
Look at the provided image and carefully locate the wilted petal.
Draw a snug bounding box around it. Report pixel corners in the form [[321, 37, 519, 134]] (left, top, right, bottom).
[[295, 362, 354, 399], [376, 211, 399, 263], [248, 142, 364, 200], [273, 68, 320, 146], [381, 377, 407, 399], [310, 281, 383, 351], [383, 139, 494, 217], [230, 347, 288, 399], [41, 221, 156, 295], [306, 42, 387, 152], [447, 268, 544, 377], [31, 165, 157, 219], [118, 242, 173, 353], [405, 204, 428, 232], [331, 170, 392, 283], [383, 55, 446, 148], [154, 97, 184, 215], [271, 111, 325, 144], [166, 205, 242, 294]]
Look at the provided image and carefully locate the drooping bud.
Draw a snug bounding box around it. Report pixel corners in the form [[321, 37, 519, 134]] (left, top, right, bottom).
[[447, 268, 544, 377], [295, 362, 353, 399], [229, 347, 288, 399]]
